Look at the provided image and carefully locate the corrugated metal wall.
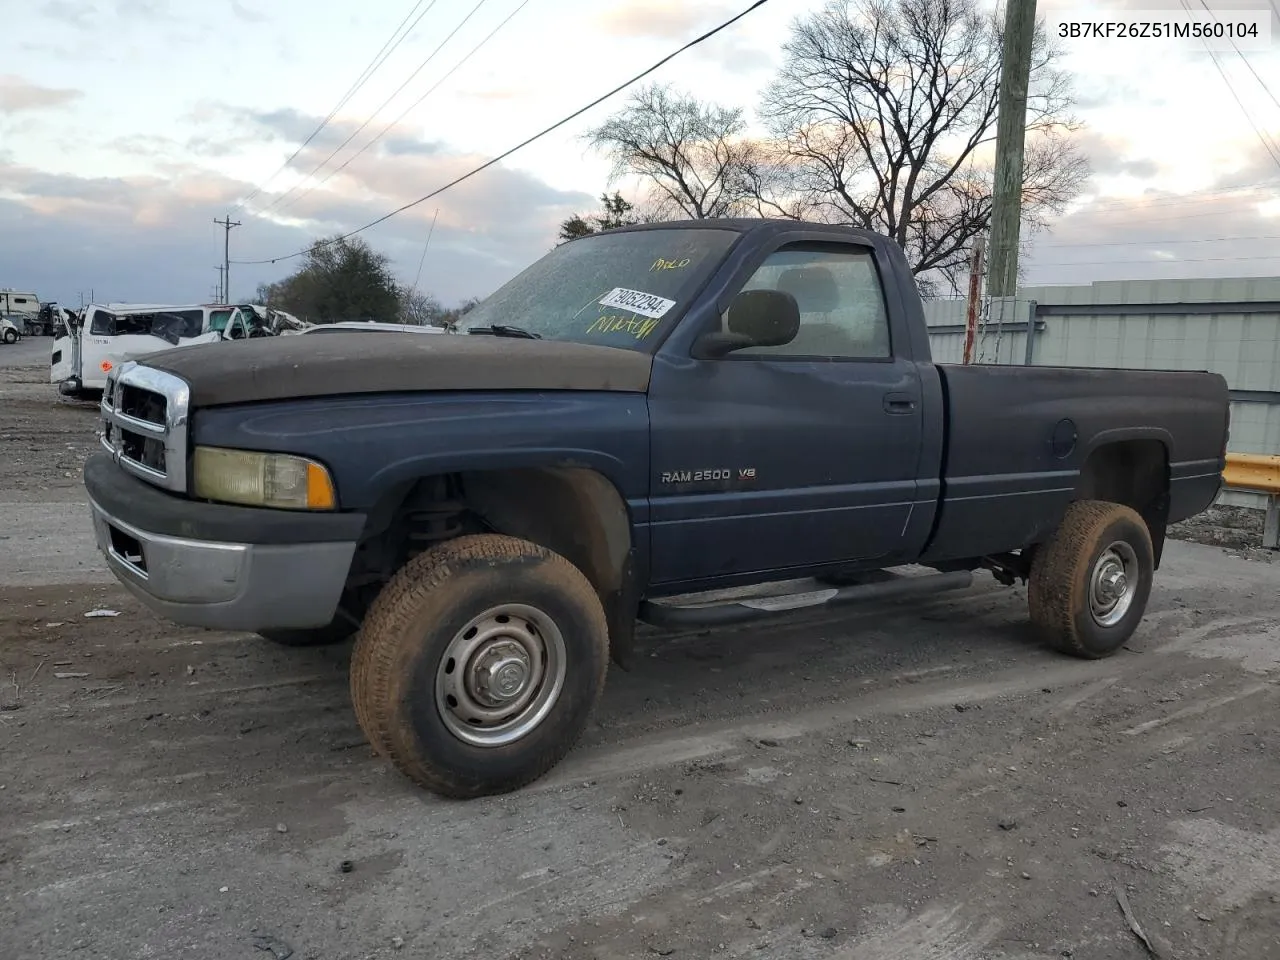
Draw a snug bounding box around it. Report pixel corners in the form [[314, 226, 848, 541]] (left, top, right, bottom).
[[923, 278, 1280, 509]]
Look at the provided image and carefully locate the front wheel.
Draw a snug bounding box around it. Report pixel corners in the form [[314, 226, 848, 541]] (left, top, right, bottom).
[[350, 534, 609, 799], [1028, 499, 1154, 659], [2, 329, 16, 344]]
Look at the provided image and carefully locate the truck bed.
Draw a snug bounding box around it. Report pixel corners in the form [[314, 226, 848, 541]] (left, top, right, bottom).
[[919, 362, 1230, 563]]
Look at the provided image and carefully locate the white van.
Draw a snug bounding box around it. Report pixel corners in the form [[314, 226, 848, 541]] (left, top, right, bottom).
[[51, 303, 244, 397]]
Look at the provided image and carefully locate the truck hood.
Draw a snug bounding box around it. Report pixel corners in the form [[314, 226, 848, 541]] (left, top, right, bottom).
[[138, 330, 654, 407]]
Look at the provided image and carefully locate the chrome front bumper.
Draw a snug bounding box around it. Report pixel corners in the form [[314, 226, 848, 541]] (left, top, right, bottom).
[[89, 498, 356, 632]]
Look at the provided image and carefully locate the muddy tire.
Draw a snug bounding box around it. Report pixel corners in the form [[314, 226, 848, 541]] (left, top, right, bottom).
[[1028, 499, 1154, 659], [257, 621, 354, 647], [349, 534, 609, 799]]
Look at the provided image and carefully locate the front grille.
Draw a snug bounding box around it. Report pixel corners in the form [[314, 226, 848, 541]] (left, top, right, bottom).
[[119, 426, 166, 472], [118, 383, 167, 425], [99, 362, 191, 492]]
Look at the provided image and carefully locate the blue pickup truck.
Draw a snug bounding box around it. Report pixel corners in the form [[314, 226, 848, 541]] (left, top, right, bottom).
[[84, 219, 1230, 798]]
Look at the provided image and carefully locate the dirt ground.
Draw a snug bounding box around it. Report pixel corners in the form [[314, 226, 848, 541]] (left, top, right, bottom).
[[0, 337, 102, 504], [2, 341, 1279, 960]]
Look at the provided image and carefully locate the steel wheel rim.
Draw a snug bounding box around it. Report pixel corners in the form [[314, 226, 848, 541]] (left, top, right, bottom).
[[435, 603, 567, 747], [1089, 540, 1139, 628]]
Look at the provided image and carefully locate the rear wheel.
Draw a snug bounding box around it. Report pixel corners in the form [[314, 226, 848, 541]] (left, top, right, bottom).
[[2, 329, 16, 344], [350, 534, 609, 798], [1028, 499, 1154, 659]]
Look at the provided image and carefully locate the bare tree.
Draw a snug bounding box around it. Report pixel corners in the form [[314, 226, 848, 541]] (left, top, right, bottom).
[[398, 287, 445, 326], [760, 0, 1089, 288], [586, 83, 759, 219]]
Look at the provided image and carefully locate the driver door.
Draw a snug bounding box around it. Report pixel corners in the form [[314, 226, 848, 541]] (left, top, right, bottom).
[[647, 241, 925, 586], [50, 311, 79, 384]]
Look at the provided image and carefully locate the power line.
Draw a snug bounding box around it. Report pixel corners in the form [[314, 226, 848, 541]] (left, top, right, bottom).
[[256, 0, 487, 217], [1034, 233, 1280, 248], [1063, 199, 1280, 225], [233, 0, 774, 265], [1197, 0, 1280, 114], [1065, 177, 1280, 213], [234, 0, 438, 212], [1180, 0, 1280, 172], [271, 0, 533, 218], [1026, 251, 1280, 267], [412, 208, 440, 291]]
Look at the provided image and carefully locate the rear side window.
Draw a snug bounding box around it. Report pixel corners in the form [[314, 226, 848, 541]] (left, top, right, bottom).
[[170, 309, 204, 337], [89, 309, 204, 339], [735, 244, 891, 359]]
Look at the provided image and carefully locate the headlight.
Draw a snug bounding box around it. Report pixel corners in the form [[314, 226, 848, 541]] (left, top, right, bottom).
[[192, 446, 336, 511]]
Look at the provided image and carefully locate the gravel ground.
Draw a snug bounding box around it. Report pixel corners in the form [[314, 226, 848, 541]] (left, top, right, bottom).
[[2, 341, 1278, 960], [1170, 504, 1276, 562]]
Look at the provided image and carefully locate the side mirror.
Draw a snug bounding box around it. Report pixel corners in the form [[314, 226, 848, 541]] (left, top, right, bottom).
[[691, 289, 801, 359]]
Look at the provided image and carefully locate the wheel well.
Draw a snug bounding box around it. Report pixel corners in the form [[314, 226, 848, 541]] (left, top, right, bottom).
[[1074, 439, 1170, 567], [354, 467, 639, 667]]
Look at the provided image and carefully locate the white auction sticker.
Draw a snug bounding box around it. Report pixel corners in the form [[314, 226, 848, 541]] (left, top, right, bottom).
[[598, 287, 677, 320], [1049, 10, 1271, 51]]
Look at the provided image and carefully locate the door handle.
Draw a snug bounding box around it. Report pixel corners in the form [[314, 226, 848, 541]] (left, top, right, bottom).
[[883, 392, 917, 414]]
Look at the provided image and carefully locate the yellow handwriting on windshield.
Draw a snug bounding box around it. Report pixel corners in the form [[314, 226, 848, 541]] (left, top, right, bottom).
[[586, 314, 660, 340], [650, 257, 692, 272]]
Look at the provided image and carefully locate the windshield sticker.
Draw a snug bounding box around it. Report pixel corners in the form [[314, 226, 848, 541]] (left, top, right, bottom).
[[586, 314, 660, 340], [598, 287, 677, 320], [650, 257, 692, 272]]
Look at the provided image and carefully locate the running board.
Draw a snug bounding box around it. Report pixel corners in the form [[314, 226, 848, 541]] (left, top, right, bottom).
[[637, 569, 974, 629]]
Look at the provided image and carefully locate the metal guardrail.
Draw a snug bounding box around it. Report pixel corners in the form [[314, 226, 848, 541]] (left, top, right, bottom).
[[1223, 453, 1280, 492], [1221, 453, 1280, 549]]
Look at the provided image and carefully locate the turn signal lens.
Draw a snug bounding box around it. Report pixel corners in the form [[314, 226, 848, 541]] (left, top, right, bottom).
[[306, 462, 336, 510]]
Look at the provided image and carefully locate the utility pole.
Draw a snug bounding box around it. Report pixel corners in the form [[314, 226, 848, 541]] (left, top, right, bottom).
[[215, 265, 225, 304], [962, 236, 986, 366], [986, 0, 1037, 299], [213, 214, 241, 304]]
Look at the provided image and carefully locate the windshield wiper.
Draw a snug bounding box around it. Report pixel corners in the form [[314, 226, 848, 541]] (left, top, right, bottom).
[[466, 324, 542, 339]]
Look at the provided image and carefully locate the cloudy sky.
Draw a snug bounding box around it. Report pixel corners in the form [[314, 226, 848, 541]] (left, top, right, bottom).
[[4, 0, 1280, 308]]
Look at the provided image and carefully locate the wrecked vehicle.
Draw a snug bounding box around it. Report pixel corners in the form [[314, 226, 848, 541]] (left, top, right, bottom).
[[51, 302, 304, 397], [1, 315, 20, 344], [217, 304, 312, 337], [83, 219, 1230, 800]]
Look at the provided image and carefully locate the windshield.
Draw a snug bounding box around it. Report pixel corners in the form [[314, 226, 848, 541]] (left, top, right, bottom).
[[458, 227, 740, 351]]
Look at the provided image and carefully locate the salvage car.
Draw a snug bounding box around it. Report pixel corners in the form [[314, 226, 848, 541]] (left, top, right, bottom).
[[52, 303, 307, 397], [83, 219, 1230, 799]]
